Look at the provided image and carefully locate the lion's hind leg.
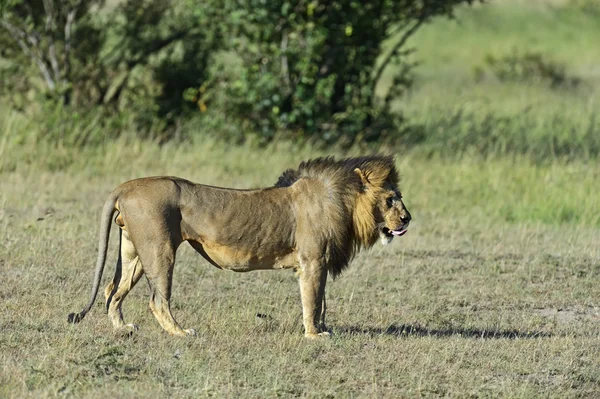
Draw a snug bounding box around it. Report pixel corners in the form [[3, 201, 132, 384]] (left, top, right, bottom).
[[141, 246, 196, 337], [105, 230, 144, 332]]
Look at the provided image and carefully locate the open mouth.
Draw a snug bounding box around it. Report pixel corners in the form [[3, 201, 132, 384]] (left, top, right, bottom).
[[383, 227, 408, 237]]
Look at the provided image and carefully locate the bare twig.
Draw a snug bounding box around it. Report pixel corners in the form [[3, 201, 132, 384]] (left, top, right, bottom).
[[42, 0, 56, 31], [64, 8, 77, 95], [42, 0, 61, 84], [64, 1, 82, 91], [0, 19, 56, 91], [280, 32, 291, 94], [369, 16, 425, 108], [48, 43, 61, 83]]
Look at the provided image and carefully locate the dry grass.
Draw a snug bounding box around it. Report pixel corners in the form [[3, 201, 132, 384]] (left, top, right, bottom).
[[3, 1, 599, 395], [1, 142, 599, 398]]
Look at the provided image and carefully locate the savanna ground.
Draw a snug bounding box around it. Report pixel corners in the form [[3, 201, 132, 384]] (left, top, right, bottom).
[[1, 143, 600, 398], [2, 0, 600, 397]]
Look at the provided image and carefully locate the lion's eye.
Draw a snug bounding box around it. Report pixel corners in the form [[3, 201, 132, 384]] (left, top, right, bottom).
[[386, 197, 394, 208]]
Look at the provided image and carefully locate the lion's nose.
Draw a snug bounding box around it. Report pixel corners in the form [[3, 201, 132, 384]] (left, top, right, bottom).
[[401, 211, 411, 224]]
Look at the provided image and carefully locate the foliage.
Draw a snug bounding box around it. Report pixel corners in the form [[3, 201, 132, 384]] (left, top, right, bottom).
[[102, 0, 223, 127], [480, 50, 581, 88], [2, 0, 599, 158], [568, 0, 600, 15], [0, 0, 482, 145], [0, 0, 222, 138], [207, 0, 480, 144], [0, 0, 105, 105]]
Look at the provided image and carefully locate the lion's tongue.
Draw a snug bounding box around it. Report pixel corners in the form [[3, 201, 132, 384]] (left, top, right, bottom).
[[391, 229, 408, 236]]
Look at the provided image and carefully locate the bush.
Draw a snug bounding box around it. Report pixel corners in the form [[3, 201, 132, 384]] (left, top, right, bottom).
[[568, 0, 600, 15], [1, 0, 481, 146], [0, 0, 222, 141], [204, 0, 482, 145], [479, 50, 581, 89]]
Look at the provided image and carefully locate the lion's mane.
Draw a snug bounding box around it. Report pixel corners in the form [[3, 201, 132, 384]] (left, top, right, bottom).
[[275, 155, 399, 277]]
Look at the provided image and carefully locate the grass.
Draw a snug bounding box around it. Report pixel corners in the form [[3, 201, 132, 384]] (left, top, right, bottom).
[[408, 1, 600, 81], [2, 0, 600, 397], [1, 140, 600, 397], [376, 0, 600, 159], [2, 118, 599, 227]]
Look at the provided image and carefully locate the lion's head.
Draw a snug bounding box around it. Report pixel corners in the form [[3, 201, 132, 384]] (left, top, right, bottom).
[[374, 183, 411, 245], [348, 156, 411, 247], [276, 155, 412, 276]]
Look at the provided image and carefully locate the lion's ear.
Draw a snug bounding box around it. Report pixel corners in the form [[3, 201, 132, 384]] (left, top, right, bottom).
[[354, 168, 369, 189], [359, 166, 389, 187]]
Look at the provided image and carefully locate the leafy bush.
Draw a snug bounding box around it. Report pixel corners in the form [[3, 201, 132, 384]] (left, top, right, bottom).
[[204, 0, 481, 145], [0, 0, 222, 141], [480, 50, 581, 88], [1, 0, 481, 146], [568, 0, 600, 15]]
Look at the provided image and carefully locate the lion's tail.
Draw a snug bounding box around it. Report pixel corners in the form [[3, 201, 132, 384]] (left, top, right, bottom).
[[67, 193, 118, 324]]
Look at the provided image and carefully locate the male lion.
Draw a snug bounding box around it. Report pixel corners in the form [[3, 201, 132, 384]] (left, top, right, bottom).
[[68, 155, 411, 338]]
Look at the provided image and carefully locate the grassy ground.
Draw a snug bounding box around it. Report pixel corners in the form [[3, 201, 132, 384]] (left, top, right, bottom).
[[378, 0, 600, 159], [2, 0, 600, 397], [1, 141, 599, 398]]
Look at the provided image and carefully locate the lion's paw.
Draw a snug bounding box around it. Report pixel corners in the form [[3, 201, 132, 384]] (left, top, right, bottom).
[[184, 328, 197, 337], [305, 331, 332, 339], [115, 323, 139, 338]]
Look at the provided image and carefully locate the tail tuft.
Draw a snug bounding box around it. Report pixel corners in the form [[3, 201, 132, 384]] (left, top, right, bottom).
[[67, 312, 84, 324]]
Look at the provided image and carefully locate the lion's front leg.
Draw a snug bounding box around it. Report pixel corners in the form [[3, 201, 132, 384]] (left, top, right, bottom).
[[298, 258, 329, 339]]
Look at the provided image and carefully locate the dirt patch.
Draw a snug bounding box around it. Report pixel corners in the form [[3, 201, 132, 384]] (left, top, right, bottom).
[[532, 307, 600, 324]]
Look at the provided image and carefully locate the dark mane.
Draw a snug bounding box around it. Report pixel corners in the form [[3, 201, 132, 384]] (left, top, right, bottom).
[[275, 155, 398, 188], [275, 155, 399, 278]]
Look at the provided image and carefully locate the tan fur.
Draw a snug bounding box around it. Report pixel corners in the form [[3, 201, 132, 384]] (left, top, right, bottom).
[[68, 155, 411, 338]]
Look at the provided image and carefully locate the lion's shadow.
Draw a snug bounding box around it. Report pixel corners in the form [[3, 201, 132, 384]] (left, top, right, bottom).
[[336, 324, 552, 339]]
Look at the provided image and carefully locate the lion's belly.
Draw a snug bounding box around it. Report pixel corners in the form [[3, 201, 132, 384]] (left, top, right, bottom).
[[195, 240, 298, 272]]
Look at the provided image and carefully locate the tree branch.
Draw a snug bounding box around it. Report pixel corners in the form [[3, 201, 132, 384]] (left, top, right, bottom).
[[280, 32, 291, 95], [125, 29, 198, 69], [64, 1, 82, 91], [0, 19, 56, 91], [369, 16, 426, 108], [43, 0, 61, 84], [48, 42, 61, 83], [42, 0, 56, 31], [63, 8, 77, 102]]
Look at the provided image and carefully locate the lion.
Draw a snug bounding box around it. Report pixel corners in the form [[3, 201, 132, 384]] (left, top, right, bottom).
[[67, 155, 411, 338]]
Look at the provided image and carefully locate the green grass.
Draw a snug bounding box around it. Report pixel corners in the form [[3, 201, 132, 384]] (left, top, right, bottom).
[[375, 0, 600, 159], [2, 116, 598, 227], [2, 1, 600, 396], [1, 140, 600, 397], [407, 1, 600, 82]]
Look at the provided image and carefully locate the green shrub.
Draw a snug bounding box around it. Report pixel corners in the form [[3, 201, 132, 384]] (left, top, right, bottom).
[[0, 0, 222, 142], [206, 0, 481, 145], [480, 50, 581, 88], [568, 0, 600, 15]]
